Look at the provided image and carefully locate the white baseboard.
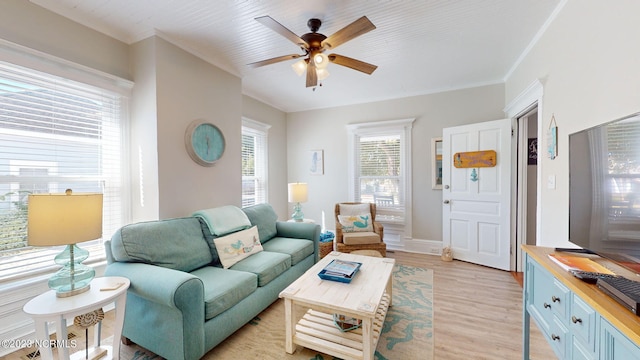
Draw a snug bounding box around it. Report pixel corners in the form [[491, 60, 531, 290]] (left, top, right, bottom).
[[387, 238, 442, 255]]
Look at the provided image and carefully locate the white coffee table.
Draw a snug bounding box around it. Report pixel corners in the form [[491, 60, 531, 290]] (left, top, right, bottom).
[[279, 251, 395, 360]]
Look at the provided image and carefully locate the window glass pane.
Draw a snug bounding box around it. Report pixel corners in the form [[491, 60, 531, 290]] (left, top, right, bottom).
[[358, 135, 402, 208], [0, 61, 126, 282], [242, 124, 268, 207]]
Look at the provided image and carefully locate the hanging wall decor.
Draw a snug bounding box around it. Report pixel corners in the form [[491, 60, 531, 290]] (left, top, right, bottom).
[[310, 149, 324, 175], [547, 114, 558, 160], [528, 138, 538, 165], [453, 150, 497, 168]]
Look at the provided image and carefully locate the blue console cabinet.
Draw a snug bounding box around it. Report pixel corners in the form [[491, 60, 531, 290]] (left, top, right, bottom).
[[523, 246, 640, 360]]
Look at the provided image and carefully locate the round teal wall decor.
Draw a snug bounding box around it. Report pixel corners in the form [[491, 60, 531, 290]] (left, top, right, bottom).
[[185, 120, 225, 166]]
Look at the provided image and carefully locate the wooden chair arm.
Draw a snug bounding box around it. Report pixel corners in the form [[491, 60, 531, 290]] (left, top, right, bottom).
[[335, 222, 344, 243], [373, 221, 384, 242]]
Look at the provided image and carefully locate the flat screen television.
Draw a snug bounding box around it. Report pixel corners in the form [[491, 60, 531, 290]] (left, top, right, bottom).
[[569, 112, 640, 275]]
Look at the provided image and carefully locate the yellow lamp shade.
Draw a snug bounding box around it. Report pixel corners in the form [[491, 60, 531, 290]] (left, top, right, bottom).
[[28, 191, 103, 246], [288, 183, 308, 203]]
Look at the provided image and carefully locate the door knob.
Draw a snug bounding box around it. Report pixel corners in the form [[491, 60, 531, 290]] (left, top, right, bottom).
[[444, 185, 449, 189], [443, 200, 450, 204]]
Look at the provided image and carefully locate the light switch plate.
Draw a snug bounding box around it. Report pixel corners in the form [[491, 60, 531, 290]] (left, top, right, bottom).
[[547, 175, 556, 189]]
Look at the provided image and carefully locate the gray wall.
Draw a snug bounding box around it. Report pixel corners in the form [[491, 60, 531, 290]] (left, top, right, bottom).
[[4, 0, 640, 249], [242, 95, 289, 218], [505, 0, 640, 248], [286, 84, 506, 243]]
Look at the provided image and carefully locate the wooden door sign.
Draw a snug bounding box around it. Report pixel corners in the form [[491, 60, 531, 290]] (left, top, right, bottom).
[[453, 150, 497, 168]]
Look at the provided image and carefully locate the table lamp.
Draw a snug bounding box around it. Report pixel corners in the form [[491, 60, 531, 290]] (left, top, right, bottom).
[[288, 183, 308, 222], [28, 189, 103, 297]]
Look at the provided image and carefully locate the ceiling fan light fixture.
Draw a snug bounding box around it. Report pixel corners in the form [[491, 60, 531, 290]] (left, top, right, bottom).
[[314, 53, 329, 69], [291, 59, 306, 76], [317, 68, 330, 81]]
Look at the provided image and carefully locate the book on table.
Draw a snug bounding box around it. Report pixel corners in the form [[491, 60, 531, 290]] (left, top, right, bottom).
[[548, 253, 615, 274], [318, 259, 362, 282]]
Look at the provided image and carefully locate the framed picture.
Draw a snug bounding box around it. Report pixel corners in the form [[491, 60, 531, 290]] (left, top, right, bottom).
[[431, 137, 443, 189], [528, 138, 537, 165], [310, 150, 324, 175]]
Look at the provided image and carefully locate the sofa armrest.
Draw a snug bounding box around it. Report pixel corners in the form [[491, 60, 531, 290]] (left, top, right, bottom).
[[276, 221, 321, 262], [104, 262, 204, 310]]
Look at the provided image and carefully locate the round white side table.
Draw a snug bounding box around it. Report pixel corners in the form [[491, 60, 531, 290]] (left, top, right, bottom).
[[23, 276, 130, 360], [286, 218, 316, 223]]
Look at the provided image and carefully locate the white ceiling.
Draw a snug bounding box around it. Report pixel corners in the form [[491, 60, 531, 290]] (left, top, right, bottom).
[[30, 0, 562, 113]]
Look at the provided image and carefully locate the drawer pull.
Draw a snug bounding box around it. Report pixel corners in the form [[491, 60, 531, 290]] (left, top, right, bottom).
[[551, 334, 560, 341], [543, 302, 551, 309], [551, 296, 561, 303], [571, 316, 582, 324]]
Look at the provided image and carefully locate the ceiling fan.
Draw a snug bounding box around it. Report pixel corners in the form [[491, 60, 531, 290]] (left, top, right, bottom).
[[248, 15, 378, 88]]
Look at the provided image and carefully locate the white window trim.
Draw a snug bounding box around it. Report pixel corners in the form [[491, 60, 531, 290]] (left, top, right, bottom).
[[242, 117, 271, 206], [0, 37, 133, 355], [346, 118, 415, 238]]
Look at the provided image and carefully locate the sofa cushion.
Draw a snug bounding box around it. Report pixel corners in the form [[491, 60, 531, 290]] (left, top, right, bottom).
[[193, 205, 252, 236], [110, 217, 212, 272], [197, 218, 222, 267], [213, 226, 263, 269], [242, 204, 278, 243], [261, 237, 314, 266], [230, 251, 291, 287], [343, 232, 381, 245], [190, 266, 258, 320]]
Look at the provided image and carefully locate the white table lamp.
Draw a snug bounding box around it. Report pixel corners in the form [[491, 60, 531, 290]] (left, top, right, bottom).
[[288, 183, 308, 222]]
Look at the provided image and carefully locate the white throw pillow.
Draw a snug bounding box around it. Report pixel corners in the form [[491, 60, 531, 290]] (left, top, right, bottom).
[[214, 226, 263, 269], [339, 203, 371, 216], [338, 213, 374, 232]]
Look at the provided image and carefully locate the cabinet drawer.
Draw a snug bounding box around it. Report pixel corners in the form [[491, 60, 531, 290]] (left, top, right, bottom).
[[527, 260, 554, 333], [550, 278, 570, 319], [570, 295, 596, 353], [573, 338, 596, 360], [549, 316, 570, 359]]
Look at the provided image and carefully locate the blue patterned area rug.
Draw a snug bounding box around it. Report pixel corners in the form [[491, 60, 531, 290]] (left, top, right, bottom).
[[121, 264, 433, 360]]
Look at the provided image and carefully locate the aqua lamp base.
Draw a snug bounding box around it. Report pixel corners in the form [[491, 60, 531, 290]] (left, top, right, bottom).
[[49, 244, 95, 297], [291, 202, 304, 222]]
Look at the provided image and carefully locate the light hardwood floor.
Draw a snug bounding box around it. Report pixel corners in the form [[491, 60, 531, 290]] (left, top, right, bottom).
[[6, 251, 556, 360], [387, 250, 556, 359]]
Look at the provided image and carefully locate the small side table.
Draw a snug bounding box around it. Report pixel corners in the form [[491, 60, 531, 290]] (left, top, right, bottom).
[[23, 276, 130, 360]]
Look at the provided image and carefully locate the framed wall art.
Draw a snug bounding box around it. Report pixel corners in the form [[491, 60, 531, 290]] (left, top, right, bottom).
[[310, 150, 324, 175], [431, 137, 443, 189]]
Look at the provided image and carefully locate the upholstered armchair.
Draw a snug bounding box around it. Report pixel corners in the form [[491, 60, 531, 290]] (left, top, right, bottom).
[[334, 202, 386, 256]]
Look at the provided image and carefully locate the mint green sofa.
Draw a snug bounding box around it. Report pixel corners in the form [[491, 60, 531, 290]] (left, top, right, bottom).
[[104, 204, 320, 360]]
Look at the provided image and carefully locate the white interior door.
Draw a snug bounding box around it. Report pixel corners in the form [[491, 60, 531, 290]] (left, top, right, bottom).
[[442, 119, 513, 271]]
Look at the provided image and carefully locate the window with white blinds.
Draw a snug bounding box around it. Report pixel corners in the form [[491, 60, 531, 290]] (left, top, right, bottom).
[[242, 118, 270, 208], [357, 134, 403, 209], [347, 118, 414, 224], [0, 60, 129, 283]]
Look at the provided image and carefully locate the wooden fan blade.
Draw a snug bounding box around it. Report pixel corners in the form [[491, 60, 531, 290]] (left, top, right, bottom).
[[255, 16, 309, 49], [248, 54, 304, 68], [328, 54, 378, 74], [306, 57, 318, 88], [321, 16, 376, 50]]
